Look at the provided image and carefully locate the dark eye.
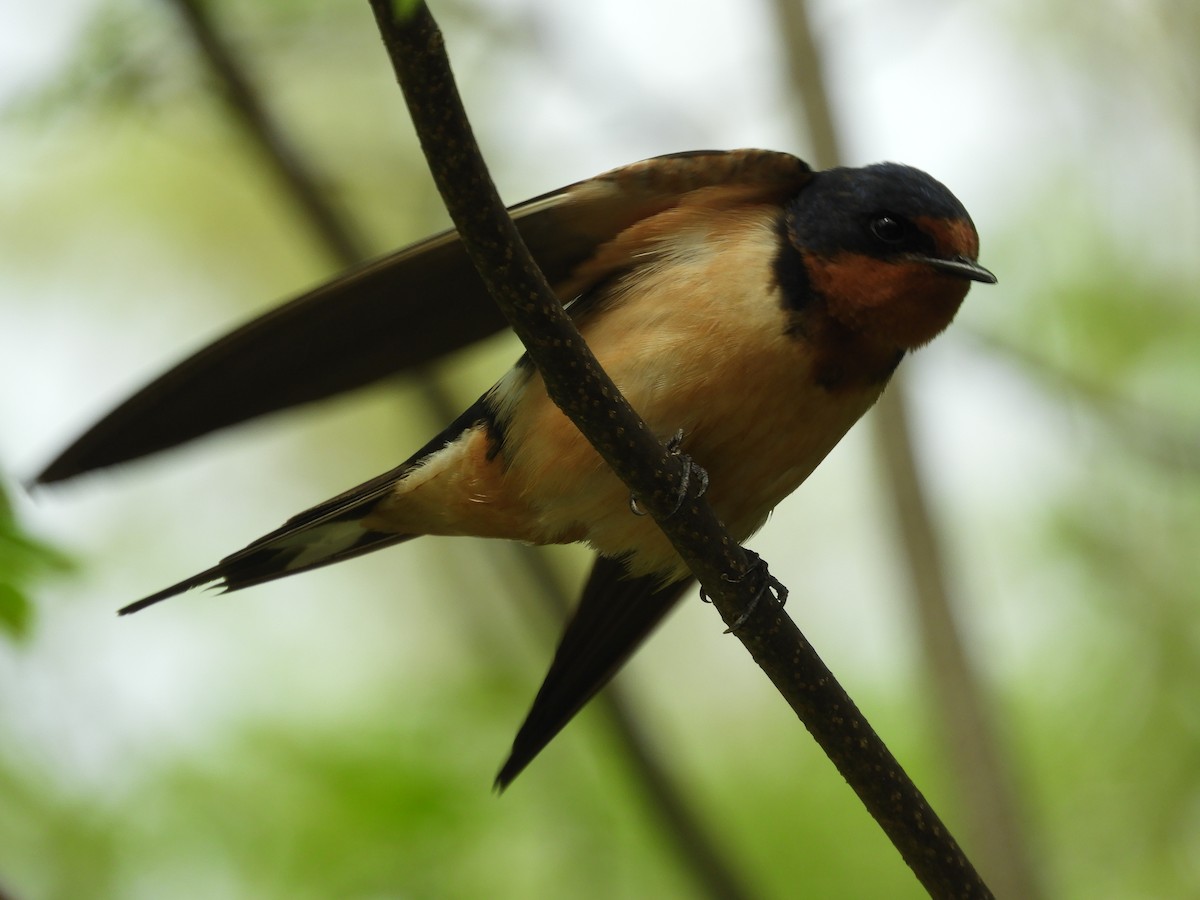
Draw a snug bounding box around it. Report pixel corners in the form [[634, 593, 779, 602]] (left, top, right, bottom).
[[870, 215, 907, 244]]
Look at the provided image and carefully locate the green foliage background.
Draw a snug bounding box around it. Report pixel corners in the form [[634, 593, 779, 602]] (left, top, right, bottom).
[[1, 1, 1197, 897]]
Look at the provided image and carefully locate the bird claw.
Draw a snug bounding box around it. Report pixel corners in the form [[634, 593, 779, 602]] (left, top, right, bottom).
[[629, 429, 709, 517], [699, 550, 788, 633]]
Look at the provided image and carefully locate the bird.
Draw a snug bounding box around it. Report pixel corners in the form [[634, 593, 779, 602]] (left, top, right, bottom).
[[37, 150, 995, 787]]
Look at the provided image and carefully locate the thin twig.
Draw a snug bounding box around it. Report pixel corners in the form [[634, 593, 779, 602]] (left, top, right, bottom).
[[163, 1, 753, 897], [371, 3, 990, 895], [773, 2, 1041, 897]]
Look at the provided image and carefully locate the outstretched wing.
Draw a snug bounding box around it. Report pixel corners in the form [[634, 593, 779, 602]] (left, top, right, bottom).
[[37, 150, 810, 483]]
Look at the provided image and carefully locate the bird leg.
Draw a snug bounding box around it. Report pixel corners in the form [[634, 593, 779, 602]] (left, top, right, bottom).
[[628, 430, 710, 518], [700, 549, 789, 632]]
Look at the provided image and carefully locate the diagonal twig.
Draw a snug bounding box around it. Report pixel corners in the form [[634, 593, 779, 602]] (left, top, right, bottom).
[[370, 2, 991, 896]]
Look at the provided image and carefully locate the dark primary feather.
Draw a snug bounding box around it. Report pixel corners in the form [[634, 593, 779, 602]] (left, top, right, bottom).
[[37, 236, 509, 485], [38, 149, 811, 484], [496, 558, 693, 789]]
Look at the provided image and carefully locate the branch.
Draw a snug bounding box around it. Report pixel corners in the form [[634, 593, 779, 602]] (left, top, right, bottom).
[[370, 2, 991, 895]]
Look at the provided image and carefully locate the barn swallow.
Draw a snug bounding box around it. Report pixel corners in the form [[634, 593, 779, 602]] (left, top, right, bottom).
[[38, 150, 994, 786]]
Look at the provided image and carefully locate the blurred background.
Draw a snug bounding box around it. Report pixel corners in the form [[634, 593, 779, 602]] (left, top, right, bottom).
[[1, 0, 1198, 897]]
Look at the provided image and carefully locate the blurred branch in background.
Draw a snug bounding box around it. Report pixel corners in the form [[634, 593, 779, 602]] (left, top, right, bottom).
[[979, 333, 1200, 475], [161, 0, 752, 896], [166, 0, 369, 266], [772, 1, 1044, 897]]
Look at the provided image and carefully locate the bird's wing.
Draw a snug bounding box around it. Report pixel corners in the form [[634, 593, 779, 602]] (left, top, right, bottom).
[[37, 150, 810, 483], [496, 557, 693, 788]]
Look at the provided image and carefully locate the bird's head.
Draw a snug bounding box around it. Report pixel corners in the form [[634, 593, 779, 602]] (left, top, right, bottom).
[[786, 163, 995, 349]]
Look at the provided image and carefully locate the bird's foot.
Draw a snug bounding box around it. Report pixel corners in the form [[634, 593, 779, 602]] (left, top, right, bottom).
[[700, 550, 788, 633], [629, 429, 709, 518]]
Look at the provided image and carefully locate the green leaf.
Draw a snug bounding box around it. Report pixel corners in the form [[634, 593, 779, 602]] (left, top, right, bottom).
[[0, 584, 31, 641], [0, 480, 73, 641]]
